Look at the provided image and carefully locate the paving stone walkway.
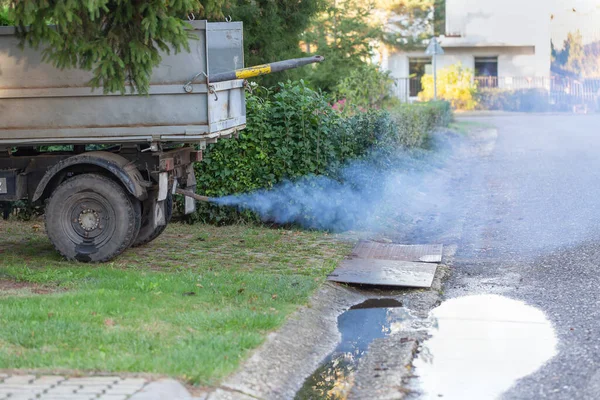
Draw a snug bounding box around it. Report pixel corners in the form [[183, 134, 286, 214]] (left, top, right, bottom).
[[0, 374, 201, 400]]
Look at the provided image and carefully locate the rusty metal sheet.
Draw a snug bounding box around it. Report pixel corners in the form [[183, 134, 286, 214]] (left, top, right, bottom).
[[352, 241, 443, 263], [327, 259, 438, 288]]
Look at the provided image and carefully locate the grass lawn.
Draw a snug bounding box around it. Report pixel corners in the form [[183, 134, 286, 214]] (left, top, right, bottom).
[[0, 219, 353, 385], [448, 120, 494, 135]]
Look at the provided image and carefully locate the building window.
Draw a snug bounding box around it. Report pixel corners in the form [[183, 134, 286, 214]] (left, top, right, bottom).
[[409, 57, 431, 97], [475, 56, 498, 87]]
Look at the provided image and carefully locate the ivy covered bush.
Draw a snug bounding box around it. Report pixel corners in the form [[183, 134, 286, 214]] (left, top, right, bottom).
[[183, 81, 452, 224]]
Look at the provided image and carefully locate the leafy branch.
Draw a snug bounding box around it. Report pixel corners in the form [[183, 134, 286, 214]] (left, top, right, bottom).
[[7, 0, 226, 94]]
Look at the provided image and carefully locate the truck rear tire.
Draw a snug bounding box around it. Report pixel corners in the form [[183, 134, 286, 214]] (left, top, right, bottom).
[[45, 173, 141, 262], [132, 192, 173, 247]]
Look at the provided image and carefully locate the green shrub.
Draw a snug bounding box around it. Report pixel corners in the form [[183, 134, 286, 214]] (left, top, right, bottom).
[[390, 101, 453, 148], [390, 105, 432, 148], [332, 109, 400, 163], [335, 64, 398, 111], [419, 63, 477, 110], [187, 81, 339, 223], [184, 82, 450, 224], [474, 89, 512, 110], [0, 6, 11, 26], [475, 88, 550, 112], [415, 101, 453, 131], [431, 101, 453, 126], [195, 82, 341, 197], [515, 89, 550, 112]]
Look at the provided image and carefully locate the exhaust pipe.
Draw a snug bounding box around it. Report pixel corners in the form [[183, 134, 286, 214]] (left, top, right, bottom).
[[209, 55, 325, 83], [175, 188, 214, 203]]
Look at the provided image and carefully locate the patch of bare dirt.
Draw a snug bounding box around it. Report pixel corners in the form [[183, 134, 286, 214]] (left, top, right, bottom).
[[0, 279, 57, 295]]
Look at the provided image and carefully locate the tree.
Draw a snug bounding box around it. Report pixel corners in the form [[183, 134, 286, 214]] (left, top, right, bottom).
[[419, 63, 477, 110], [302, 0, 382, 92], [564, 31, 585, 76], [0, 11, 9, 26], [336, 63, 396, 111], [383, 0, 436, 51], [7, 0, 226, 94], [225, 0, 320, 87], [552, 31, 585, 77], [0, 0, 10, 26], [583, 41, 600, 77], [433, 0, 445, 36]]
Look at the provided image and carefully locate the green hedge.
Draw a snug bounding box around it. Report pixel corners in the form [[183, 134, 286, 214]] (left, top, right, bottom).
[[184, 81, 451, 224], [475, 88, 551, 112], [391, 101, 453, 148], [424, 100, 453, 128], [476, 88, 599, 113]]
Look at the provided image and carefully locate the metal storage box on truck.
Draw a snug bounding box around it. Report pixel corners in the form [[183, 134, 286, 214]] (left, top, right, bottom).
[[0, 21, 246, 146], [0, 21, 248, 262]]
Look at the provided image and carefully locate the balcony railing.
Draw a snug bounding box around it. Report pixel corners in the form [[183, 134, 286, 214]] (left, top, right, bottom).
[[474, 76, 553, 90], [392, 76, 600, 100], [392, 78, 422, 102], [391, 76, 600, 110]]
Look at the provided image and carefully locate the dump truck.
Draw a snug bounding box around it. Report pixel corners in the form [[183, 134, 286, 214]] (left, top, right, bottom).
[[0, 21, 323, 262]]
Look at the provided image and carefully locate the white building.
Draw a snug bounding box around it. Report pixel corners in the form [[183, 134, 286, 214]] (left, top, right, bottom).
[[383, 0, 552, 99]]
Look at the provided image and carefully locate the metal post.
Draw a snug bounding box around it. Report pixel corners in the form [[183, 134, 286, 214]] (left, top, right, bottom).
[[433, 54, 437, 101], [426, 37, 443, 102]]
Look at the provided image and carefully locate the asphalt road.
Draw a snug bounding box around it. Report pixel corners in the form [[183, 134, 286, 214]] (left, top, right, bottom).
[[205, 113, 600, 400], [445, 114, 600, 400]]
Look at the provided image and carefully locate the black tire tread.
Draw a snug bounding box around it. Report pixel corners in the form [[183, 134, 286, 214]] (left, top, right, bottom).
[[128, 196, 143, 248], [132, 192, 173, 248], [45, 173, 138, 262]]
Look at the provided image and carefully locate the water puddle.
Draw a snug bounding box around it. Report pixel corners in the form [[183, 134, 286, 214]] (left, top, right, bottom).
[[295, 298, 407, 400], [412, 294, 558, 400]]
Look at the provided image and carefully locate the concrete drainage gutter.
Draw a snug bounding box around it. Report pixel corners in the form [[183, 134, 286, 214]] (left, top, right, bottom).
[[209, 283, 365, 400], [208, 266, 449, 400], [207, 128, 497, 400]]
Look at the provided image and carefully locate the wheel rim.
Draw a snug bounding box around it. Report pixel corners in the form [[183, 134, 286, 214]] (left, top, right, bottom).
[[60, 191, 117, 251]]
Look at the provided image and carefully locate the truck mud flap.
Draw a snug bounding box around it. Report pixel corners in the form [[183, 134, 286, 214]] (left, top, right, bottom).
[[0, 169, 26, 201]]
